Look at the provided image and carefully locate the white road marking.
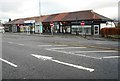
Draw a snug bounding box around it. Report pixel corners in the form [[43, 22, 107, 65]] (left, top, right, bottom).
[[46, 46, 118, 60], [8, 42, 14, 44], [46, 47, 87, 50], [31, 54, 94, 72], [73, 50, 118, 53], [8, 42, 24, 46], [38, 45, 67, 47], [31, 54, 53, 60], [101, 56, 120, 59], [17, 44, 24, 46], [38, 45, 54, 47], [96, 41, 101, 42], [51, 59, 94, 72], [0, 58, 18, 67], [96, 43, 103, 44], [75, 54, 102, 59], [46, 49, 101, 59]]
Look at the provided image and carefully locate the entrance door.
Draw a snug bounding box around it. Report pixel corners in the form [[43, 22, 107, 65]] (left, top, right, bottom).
[[94, 25, 99, 35]]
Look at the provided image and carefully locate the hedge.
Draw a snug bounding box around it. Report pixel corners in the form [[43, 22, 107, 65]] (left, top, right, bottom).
[[100, 28, 120, 37]]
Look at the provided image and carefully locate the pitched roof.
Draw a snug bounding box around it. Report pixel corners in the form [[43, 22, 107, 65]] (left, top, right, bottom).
[[61, 10, 93, 21], [6, 19, 19, 24], [61, 10, 112, 21], [13, 19, 24, 24], [91, 11, 112, 20], [50, 13, 68, 22], [42, 14, 58, 22], [6, 10, 112, 24], [39, 15, 50, 22]]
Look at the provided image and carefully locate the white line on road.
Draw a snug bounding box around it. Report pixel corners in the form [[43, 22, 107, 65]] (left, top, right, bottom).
[[46, 49, 101, 59], [8, 42, 24, 46], [96, 43, 103, 44], [8, 42, 14, 44], [75, 54, 102, 59], [46, 47, 87, 50], [31, 54, 53, 60], [73, 50, 118, 53], [17, 44, 24, 46], [0, 58, 18, 67], [31, 54, 94, 72], [38, 45, 67, 47], [101, 56, 120, 59]]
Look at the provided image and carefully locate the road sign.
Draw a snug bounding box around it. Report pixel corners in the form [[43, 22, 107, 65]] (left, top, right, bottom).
[[50, 23, 54, 27], [60, 22, 62, 26], [81, 22, 85, 26]]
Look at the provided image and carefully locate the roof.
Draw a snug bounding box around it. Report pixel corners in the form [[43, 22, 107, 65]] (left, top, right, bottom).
[[38, 15, 50, 22], [13, 19, 24, 24], [61, 10, 112, 21], [6, 19, 19, 24], [50, 13, 68, 22], [42, 14, 58, 22], [62, 10, 93, 21], [91, 11, 112, 21], [6, 10, 112, 24]]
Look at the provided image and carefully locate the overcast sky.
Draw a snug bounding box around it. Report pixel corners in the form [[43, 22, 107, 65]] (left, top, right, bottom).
[[0, 0, 119, 23]]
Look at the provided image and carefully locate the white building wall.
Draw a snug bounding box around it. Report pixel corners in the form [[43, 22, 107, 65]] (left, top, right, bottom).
[[100, 21, 115, 29]]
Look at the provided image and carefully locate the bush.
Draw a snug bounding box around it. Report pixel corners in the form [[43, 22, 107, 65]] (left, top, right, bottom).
[[100, 28, 120, 37]]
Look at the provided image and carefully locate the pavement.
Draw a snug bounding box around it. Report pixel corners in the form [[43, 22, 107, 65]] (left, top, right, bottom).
[[4, 32, 119, 51], [6, 32, 119, 41]]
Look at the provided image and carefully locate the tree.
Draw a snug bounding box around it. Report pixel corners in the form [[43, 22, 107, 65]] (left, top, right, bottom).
[[9, 18, 11, 22]]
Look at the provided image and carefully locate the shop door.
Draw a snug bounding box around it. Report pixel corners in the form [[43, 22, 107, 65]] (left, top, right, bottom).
[[94, 25, 99, 35]]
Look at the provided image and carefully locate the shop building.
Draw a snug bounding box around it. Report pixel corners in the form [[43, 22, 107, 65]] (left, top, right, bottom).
[[5, 10, 115, 36]]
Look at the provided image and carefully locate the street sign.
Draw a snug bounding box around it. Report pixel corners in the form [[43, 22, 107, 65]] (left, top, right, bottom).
[[50, 23, 54, 27], [24, 20, 35, 23], [81, 22, 85, 26], [60, 22, 62, 26]]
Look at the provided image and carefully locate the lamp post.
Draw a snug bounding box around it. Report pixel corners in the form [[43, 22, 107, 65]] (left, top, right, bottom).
[[75, 15, 79, 35], [38, 0, 42, 34], [81, 21, 85, 37]]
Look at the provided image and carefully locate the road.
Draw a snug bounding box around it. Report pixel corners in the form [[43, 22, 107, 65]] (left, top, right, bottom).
[[1, 33, 119, 80]]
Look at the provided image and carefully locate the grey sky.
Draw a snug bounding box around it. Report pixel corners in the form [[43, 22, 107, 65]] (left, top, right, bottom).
[[0, 0, 119, 23]]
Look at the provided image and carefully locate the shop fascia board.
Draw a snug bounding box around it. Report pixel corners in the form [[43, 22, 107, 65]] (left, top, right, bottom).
[[24, 20, 35, 24]]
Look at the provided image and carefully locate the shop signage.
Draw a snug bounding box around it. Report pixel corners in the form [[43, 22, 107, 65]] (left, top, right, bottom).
[[24, 20, 35, 23], [81, 22, 85, 26], [50, 23, 54, 27], [60, 22, 62, 26]]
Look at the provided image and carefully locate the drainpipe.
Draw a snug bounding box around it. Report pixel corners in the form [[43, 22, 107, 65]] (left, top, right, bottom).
[[91, 20, 94, 36]]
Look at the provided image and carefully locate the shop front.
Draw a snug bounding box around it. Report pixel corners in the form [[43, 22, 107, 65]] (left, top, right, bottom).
[[70, 21, 93, 35], [24, 20, 35, 34], [5, 10, 115, 35], [35, 22, 43, 34], [58, 22, 71, 34], [71, 25, 92, 35]]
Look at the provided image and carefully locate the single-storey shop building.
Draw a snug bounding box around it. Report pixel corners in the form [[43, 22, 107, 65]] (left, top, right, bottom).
[[5, 10, 115, 35]]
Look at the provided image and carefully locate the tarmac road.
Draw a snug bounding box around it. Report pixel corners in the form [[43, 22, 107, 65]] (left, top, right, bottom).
[[1, 33, 119, 80]]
